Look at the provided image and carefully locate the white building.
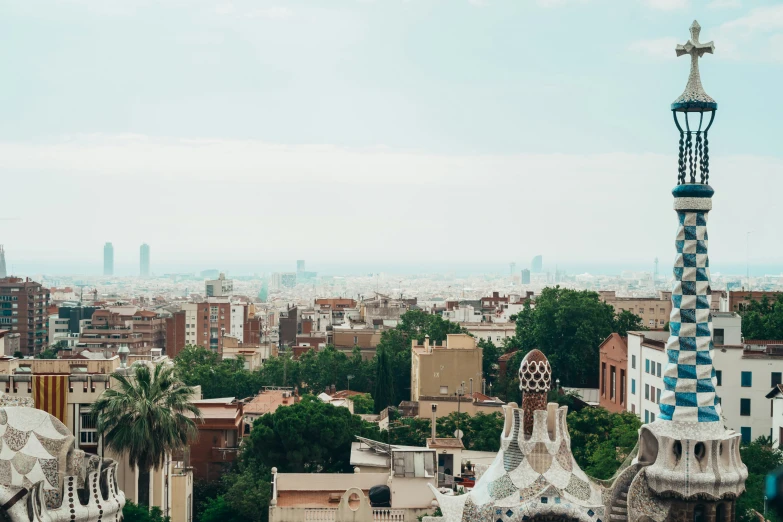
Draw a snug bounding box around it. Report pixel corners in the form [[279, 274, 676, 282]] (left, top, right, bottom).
[[230, 304, 245, 340], [627, 312, 780, 443], [442, 305, 482, 323], [459, 323, 517, 346], [48, 315, 71, 346]]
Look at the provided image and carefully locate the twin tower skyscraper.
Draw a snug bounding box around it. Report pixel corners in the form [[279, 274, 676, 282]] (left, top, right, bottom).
[[103, 242, 150, 277]]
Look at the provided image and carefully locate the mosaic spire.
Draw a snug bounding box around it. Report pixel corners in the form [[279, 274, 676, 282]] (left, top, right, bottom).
[[519, 349, 551, 435], [659, 21, 719, 423]]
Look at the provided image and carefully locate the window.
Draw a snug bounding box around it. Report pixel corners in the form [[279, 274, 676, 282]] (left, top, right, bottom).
[[632, 355, 636, 369], [610, 366, 616, 400], [439, 386, 448, 395], [657, 362, 662, 377], [650, 412, 655, 422], [645, 359, 650, 373], [645, 384, 650, 400], [740, 398, 751, 416], [714, 328, 725, 345], [631, 379, 636, 395], [601, 363, 606, 396], [657, 388, 661, 404], [740, 427, 751, 444], [741, 371, 752, 387], [644, 410, 649, 423], [773, 372, 782, 387], [716, 370, 722, 386], [620, 369, 626, 405], [80, 412, 97, 445]]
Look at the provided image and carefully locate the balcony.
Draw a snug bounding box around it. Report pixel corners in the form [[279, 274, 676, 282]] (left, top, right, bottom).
[[302, 509, 407, 522]]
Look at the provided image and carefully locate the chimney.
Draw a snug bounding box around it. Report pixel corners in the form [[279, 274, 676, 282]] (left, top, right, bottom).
[[424, 334, 430, 353], [331, 384, 336, 394], [431, 404, 437, 442]]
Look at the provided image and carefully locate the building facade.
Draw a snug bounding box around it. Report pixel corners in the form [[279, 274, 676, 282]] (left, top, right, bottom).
[[0, 276, 50, 355], [599, 290, 673, 330], [205, 273, 233, 297], [598, 333, 628, 413], [411, 334, 482, 402]]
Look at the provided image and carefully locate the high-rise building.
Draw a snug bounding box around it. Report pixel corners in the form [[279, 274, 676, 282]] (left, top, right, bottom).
[[531, 255, 543, 273], [103, 242, 114, 276], [140, 243, 150, 277], [0, 277, 50, 355], [521, 269, 531, 284], [0, 245, 6, 278]]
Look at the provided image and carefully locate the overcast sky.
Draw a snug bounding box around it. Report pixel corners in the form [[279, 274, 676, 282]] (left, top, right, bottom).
[[1, 0, 781, 276]]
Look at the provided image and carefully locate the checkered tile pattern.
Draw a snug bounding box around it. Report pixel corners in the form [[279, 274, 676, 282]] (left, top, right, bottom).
[[659, 209, 721, 423]]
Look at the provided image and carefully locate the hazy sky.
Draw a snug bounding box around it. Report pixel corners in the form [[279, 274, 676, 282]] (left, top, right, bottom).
[[1, 0, 781, 276]]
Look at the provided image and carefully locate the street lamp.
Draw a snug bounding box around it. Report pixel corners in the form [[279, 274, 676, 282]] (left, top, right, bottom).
[[347, 374, 354, 392]]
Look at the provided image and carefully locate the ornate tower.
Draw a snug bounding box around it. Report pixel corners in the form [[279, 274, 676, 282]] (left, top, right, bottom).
[[630, 20, 747, 522]]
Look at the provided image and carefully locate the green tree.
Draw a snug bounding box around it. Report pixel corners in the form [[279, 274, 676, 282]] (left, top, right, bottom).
[[614, 310, 646, 337], [738, 294, 783, 340], [352, 393, 374, 414], [174, 345, 263, 399], [243, 396, 364, 474], [374, 345, 394, 413], [92, 364, 202, 506], [737, 437, 783, 522], [35, 348, 59, 359], [565, 407, 640, 479], [122, 502, 170, 522], [478, 339, 502, 387], [199, 496, 240, 522], [509, 287, 638, 388]]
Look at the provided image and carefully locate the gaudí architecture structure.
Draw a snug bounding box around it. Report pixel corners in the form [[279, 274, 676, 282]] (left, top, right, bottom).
[[0, 398, 125, 522], [427, 20, 748, 522]]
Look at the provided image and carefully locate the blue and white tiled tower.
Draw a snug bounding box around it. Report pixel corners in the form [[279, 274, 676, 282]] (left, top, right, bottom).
[[658, 20, 721, 424], [633, 21, 747, 513]]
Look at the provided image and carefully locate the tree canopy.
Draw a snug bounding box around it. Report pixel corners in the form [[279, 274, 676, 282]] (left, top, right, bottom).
[[506, 287, 644, 388], [737, 293, 783, 340]]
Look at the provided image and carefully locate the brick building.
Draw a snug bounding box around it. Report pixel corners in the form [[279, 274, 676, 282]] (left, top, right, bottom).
[[79, 307, 165, 355], [0, 277, 50, 355], [598, 333, 628, 413], [185, 398, 244, 481], [166, 300, 263, 356], [722, 290, 783, 312]]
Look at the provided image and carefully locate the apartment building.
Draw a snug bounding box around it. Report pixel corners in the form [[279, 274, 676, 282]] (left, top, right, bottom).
[[0, 276, 51, 354], [79, 307, 165, 355], [185, 398, 244, 481], [599, 290, 672, 330], [459, 323, 517, 345], [411, 333, 482, 402], [205, 273, 233, 297], [166, 300, 260, 356], [626, 312, 778, 442]]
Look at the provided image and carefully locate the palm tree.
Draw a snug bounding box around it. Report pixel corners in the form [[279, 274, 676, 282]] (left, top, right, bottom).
[[92, 363, 202, 507]]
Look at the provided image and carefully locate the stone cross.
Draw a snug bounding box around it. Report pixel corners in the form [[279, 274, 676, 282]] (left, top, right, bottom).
[[673, 20, 716, 108]]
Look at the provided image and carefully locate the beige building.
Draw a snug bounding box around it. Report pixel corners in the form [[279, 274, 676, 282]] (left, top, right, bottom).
[[0, 355, 195, 521], [598, 290, 673, 330], [411, 334, 483, 402]]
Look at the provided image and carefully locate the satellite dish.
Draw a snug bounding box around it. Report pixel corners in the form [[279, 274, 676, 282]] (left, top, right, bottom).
[[454, 429, 464, 440]]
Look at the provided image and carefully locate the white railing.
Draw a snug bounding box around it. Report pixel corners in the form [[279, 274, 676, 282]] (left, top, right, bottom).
[[304, 509, 336, 522], [373, 509, 405, 522]]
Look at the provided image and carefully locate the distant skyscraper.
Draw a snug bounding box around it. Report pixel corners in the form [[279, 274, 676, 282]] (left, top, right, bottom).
[[0, 245, 6, 278], [531, 255, 543, 273], [297, 260, 306, 273], [103, 242, 114, 276], [140, 243, 150, 277], [521, 269, 531, 284]]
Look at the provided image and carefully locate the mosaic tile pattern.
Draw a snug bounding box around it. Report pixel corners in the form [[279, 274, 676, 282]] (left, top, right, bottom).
[[0, 406, 126, 522], [659, 207, 720, 422]]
